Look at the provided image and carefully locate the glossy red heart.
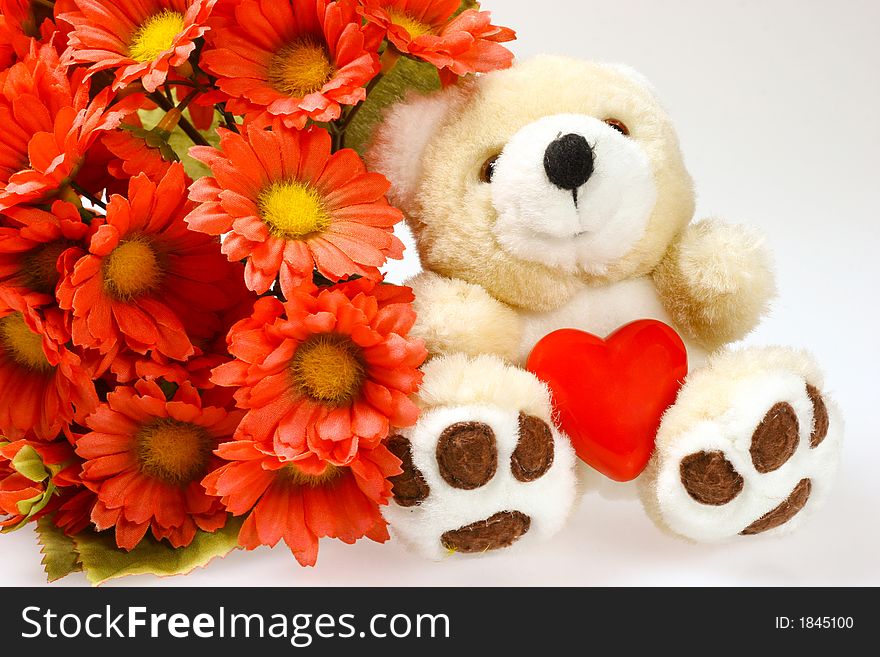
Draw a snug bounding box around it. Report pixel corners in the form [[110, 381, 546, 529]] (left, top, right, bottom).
[[526, 320, 688, 482]]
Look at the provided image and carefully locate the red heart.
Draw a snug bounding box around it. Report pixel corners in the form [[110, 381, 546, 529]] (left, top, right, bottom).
[[526, 320, 688, 482]]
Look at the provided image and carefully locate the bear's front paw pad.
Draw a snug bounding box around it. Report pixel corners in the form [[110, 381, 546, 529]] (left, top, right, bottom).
[[383, 407, 575, 559], [657, 379, 839, 541]]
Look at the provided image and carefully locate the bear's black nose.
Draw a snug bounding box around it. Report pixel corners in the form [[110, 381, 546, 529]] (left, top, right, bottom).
[[543, 133, 594, 192]]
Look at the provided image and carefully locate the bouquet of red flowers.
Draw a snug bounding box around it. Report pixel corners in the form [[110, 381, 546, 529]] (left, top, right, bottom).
[[0, 0, 514, 584]]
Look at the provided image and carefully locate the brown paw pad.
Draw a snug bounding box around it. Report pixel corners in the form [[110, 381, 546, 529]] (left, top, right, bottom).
[[680, 450, 744, 505], [511, 413, 554, 482], [741, 478, 812, 535], [807, 385, 829, 448], [436, 421, 497, 490], [441, 511, 531, 553], [750, 402, 799, 473], [387, 435, 430, 507]]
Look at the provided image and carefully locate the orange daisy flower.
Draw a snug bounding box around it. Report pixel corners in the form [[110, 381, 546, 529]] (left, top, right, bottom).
[[0, 200, 89, 296], [0, 438, 82, 530], [59, 0, 218, 93], [359, 0, 515, 84], [201, 0, 379, 129], [0, 287, 97, 440], [212, 278, 426, 465], [0, 41, 138, 212], [77, 379, 241, 550], [57, 163, 239, 363], [53, 487, 97, 536], [187, 124, 404, 296], [203, 437, 398, 566]]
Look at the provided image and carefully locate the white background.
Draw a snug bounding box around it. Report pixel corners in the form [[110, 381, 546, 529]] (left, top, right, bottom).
[[4, 0, 879, 586]]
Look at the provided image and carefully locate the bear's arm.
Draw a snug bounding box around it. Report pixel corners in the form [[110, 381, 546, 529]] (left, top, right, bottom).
[[652, 219, 776, 351], [408, 271, 523, 361]]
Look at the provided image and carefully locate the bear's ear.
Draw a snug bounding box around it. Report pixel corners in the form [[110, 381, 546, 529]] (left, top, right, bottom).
[[367, 86, 468, 216], [600, 63, 658, 96]]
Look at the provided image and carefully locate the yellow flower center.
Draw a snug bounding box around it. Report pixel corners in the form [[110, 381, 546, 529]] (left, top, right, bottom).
[[258, 181, 331, 240], [0, 312, 52, 372], [22, 240, 75, 295], [278, 463, 343, 488], [136, 418, 214, 485], [387, 10, 434, 38], [102, 237, 164, 300], [129, 10, 186, 63], [268, 38, 335, 97], [290, 334, 366, 405]]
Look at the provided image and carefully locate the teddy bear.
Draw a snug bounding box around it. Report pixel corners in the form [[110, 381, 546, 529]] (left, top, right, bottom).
[[366, 55, 842, 559]]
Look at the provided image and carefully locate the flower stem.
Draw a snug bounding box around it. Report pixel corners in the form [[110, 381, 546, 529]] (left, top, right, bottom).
[[147, 92, 209, 147], [69, 182, 106, 210]]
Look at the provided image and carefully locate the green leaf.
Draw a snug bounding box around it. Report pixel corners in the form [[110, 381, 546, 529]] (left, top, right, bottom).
[[346, 56, 442, 155], [36, 517, 83, 583], [137, 106, 221, 180], [12, 445, 49, 483], [72, 516, 244, 586]]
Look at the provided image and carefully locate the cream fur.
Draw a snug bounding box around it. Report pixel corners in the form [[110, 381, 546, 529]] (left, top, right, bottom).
[[409, 272, 522, 362], [491, 113, 657, 275], [416, 352, 552, 420], [383, 355, 577, 560], [369, 56, 841, 552], [639, 347, 842, 541], [368, 55, 696, 313], [367, 86, 467, 218], [654, 219, 776, 350]]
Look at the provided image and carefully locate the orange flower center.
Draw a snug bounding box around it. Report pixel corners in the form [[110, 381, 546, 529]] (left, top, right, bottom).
[[268, 38, 335, 97], [387, 10, 435, 38], [102, 237, 164, 300], [258, 181, 331, 240], [136, 418, 214, 485], [278, 462, 343, 487], [22, 240, 76, 295], [0, 312, 52, 372], [291, 333, 366, 405], [129, 10, 186, 63]]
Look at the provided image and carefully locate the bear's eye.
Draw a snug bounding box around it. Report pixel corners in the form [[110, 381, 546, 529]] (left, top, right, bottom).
[[479, 154, 500, 183], [603, 118, 630, 136]]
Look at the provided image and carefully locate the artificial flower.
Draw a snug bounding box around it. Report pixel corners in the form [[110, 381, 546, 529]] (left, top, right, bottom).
[[359, 0, 515, 84], [0, 200, 89, 296], [0, 438, 83, 531], [203, 436, 398, 566], [59, 0, 218, 92], [212, 278, 426, 464], [187, 124, 404, 295], [0, 41, 138, 211], [57, 163, 239, 362], [201, 0, 378, 129], [77, 379, 241, 549], [0, 287, 97, 440]]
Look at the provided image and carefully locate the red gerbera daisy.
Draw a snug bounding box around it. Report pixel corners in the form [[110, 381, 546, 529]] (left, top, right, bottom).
[[77, 379, 241, 549], [186, 124, 404, 296], [0, 1, 56, 67], [80, 127, 175, 200], [212, 278, 426, 464], [0, 200, 89, 296], [203, 436, 398, 566], [59, 0, 218, 93], [201, 0, 379, 129], [53, 487, 96, 536], [57, 163, 240, 363], [359, 0, 515, 84], [0, 287, 97, 440], [0, 41, 139, 212]]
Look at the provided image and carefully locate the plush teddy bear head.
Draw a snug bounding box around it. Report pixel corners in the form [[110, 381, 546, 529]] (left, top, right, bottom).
[[369, 55, 696, 312]]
